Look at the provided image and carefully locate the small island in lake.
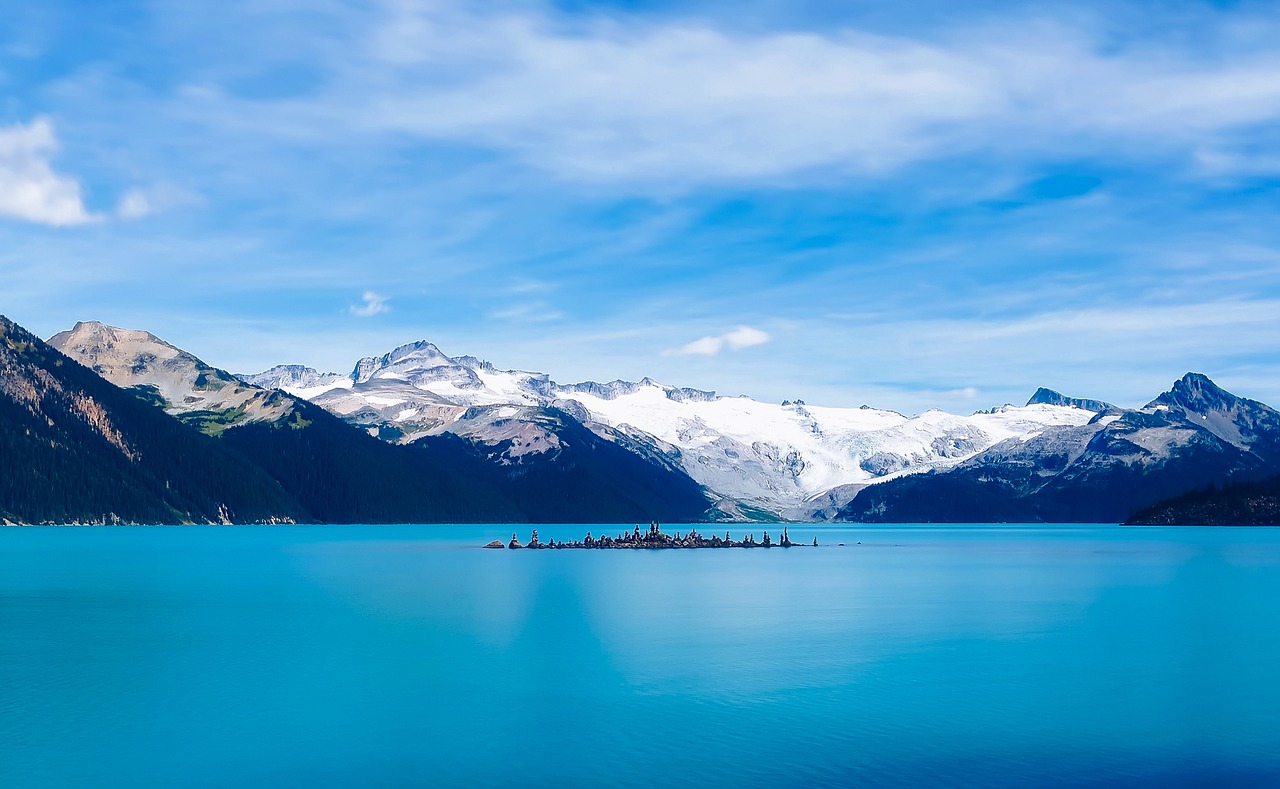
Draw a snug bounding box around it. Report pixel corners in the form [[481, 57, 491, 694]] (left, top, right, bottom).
[[486, 522, 816, 549]]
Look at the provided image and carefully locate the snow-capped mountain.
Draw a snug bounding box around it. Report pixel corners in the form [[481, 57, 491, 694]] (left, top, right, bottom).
[[245, 338, 1099, 517], [238, 365, 348, 399], [840, 374, 1280, 522], [556, 386, 1097, 515]]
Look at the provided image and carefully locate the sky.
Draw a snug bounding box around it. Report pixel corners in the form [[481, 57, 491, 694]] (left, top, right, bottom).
[[3, 0, 1280, 414]]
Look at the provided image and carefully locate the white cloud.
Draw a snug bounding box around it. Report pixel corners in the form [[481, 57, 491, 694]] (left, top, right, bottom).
[[723, 326, 772, 350], [666, 325, 771, 356], [180, 3, 1280, 187], [349, 291, 389, 317], [671, 336, 724, 357], [0, 117, 97, 226]]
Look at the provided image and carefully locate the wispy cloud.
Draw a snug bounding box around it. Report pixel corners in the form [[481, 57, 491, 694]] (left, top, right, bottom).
[[507, 279, 556, 295], [666, 326, 771, 356], [115, 189, 153, 219], [794, 297, 1280, 411], [175, 3, 1280, 188], [115, 183, 201, 220], [488, 301, 564, 323], [349, 291, 389, 317], [0, 117, 97, 226]]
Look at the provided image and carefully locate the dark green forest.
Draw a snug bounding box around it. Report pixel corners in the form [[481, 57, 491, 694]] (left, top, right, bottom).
[[1129, 476, 1280, 526]]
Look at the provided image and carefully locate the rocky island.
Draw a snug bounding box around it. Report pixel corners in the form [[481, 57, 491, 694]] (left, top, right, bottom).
[[487, 522, 816, 549]]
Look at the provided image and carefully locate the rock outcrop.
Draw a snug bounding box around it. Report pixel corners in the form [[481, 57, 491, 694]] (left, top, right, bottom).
[[495, 523, 814, 549]]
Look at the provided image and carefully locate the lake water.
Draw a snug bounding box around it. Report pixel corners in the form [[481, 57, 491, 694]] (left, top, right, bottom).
[[3, 524, 1280, 787]]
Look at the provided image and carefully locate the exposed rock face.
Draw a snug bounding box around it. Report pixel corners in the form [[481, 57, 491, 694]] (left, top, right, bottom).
[[1146, 373, 1280, 462], [49, 321, 294, 431], [239, 365, 347, 394], [555, 378, 718, 404], [1026, 387, 1114, 413]]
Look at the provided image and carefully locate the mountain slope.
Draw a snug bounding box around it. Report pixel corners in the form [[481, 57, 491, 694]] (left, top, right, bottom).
[[409, 409, 712, 523], [216, 400, 523, 523], [840, 375, 1278, 523], [0, 316, 306, 524]]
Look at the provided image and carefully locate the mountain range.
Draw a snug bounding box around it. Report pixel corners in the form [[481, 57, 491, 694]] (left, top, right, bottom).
[[1, 313, 1276, 524], [237, 337, 1099, 519]]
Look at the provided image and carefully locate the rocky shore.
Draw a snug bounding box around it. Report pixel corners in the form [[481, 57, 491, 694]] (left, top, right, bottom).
[[486, 522, 816, 549]]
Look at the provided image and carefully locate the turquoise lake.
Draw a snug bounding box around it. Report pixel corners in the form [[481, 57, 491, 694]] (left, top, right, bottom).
[[3, 524, 1279, 787]]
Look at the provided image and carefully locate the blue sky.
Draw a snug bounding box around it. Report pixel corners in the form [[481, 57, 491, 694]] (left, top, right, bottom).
[[3, 0, 1280, 413]]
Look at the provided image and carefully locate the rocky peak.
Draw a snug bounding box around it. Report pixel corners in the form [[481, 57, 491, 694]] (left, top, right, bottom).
[[556, 379, 645, 400], [49, 320, 295, 428], [352, 340, 455, 383], [387, 340, 449, 363], [1147, 373, 1239, 415], [239, 364, 346, 391], [1026, 387, 1112, 413], [48, 321, 207, 383], [50, 321, 168, 356], [665, 386, 717, 403], [1144, 373, 1280, 458], [555, 377, 717, 403]]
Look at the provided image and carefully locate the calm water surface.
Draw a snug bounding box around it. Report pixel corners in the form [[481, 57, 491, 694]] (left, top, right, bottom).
[[2, 524, 1279, 787]]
